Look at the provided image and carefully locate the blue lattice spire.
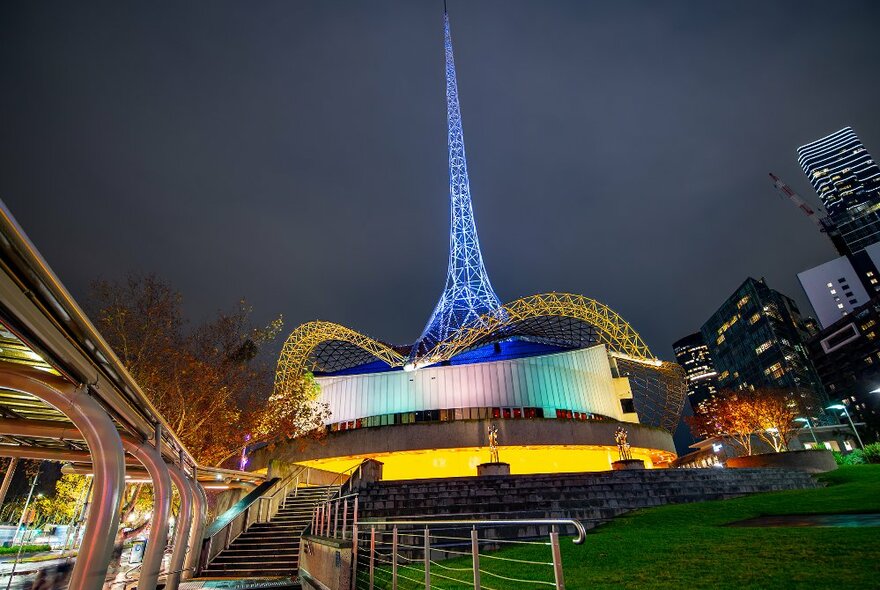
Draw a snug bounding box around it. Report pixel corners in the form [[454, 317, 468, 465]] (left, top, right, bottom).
[[409, 10, 503, 363]]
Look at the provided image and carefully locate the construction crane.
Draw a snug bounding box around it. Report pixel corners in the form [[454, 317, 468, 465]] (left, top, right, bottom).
[[769, 172, 847, 255], [769, 172, 829, 233]]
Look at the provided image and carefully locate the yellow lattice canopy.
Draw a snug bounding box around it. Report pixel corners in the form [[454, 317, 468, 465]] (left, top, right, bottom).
[[273, 293, 686, 431]]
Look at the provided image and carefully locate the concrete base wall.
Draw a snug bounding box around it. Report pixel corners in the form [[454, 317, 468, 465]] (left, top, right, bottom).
[[727, 450, 837, 473], [299, 535, 352, 590]]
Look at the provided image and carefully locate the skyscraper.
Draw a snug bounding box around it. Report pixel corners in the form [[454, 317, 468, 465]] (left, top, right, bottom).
[[701, 278, 825, 409], [672, 332, 718, 410], [797, 126, 880, 255], [798, 126, 880, 217]]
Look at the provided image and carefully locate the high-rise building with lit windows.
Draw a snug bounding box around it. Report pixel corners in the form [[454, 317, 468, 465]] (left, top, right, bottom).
[[700, 278, 825, 411], [798, 127, 880, 256], [672, 332, 718, 410], [798, 126, 880, 218]]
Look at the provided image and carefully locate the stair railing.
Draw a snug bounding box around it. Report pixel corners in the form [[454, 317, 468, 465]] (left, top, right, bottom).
[[255, 465, 311, 524], [197, 477, 280, 574], [307, 459, 371, 537], [196, 464, 341, 575]]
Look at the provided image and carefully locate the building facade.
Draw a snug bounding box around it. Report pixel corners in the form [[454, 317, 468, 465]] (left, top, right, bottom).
[[701, 278, 825, 409], [797, 126, 880, 219], [807, 296, 880, 443], [672, 332, 718, 410], [798, 241, 880, 328]]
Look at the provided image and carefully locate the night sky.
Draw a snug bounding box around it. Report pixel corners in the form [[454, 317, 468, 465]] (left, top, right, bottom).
[[2, 1, 880, 360]]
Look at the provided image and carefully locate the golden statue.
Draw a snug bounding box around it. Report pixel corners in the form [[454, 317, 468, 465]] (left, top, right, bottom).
[[488, 424, 500, 463], [614, 426, 632, 461]]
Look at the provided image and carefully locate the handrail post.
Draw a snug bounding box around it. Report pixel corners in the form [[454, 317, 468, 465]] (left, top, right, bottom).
[[471, 527, 480, 590], [352, 524, 359, 584], [392, 525, 398, 590], [326, 500, 331, 534], [334, 500, 339, 538], [369, 526, 375, 590], [550, 526, 565, 590], [354, 495, 359, 530], [424, 526, 431, 589], [342, 498, 349, 540]]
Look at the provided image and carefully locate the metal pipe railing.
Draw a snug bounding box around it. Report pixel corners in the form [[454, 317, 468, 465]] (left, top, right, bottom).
[[353, 518, 586, 590]]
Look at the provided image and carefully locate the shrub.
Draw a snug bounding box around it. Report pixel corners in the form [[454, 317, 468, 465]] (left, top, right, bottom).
[[0, 544, 51, 555], [833, 450, 865, 465], [862, 442, 880, 464]]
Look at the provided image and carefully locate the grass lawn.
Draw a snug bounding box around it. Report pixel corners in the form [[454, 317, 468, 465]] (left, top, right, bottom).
[[361, 465, 880, 589]]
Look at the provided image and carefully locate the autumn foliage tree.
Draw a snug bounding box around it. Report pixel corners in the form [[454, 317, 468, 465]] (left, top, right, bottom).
[[687, 388, 815, 455], [88, 274, 327, 466]]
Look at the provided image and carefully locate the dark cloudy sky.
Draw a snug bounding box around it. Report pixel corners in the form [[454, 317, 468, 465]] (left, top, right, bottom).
[[2, 1, 879, 359]]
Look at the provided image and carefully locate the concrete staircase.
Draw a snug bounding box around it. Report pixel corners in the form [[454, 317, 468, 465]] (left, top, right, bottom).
[[357, 468, 818, 538], [200, 484, 339, 579]]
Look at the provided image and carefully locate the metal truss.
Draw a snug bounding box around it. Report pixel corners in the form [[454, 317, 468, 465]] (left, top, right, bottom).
[[273, 295, 684, 431], [612, 355, 687, 432], [273, 321, 405, 399], [410, 12, 503, 361], [417, 293, 653, 365]]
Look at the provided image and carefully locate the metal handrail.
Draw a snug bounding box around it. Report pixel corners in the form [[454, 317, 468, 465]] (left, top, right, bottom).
[[359, 518, 587, 545], [351, 518, 586, 590], [197, 477, 279, 574], [255, 465, 311, 522]]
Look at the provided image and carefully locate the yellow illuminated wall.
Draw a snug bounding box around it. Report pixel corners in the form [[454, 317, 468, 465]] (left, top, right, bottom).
[[297, 445, 671, 481]]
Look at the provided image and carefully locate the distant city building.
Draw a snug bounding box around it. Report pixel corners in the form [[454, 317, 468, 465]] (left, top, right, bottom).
[[700, 278, 825, 411], [798, 241, 880, 328], [807, 296, 880, 443], [672, 332, 718, 409]]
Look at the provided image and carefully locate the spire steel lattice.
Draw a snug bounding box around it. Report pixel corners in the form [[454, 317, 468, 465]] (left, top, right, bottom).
[[409, 12, 504, 362]]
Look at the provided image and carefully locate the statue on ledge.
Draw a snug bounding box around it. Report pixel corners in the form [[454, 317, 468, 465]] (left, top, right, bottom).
[[488, 424, 500, 463], [615, 426, 632, 461]]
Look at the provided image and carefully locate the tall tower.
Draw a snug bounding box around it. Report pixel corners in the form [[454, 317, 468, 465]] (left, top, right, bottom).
[[797, 126, 880, 218], [410, 10, 503, 363]]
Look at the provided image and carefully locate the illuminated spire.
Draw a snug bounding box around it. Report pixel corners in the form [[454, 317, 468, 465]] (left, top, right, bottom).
[[410, 10, 503, 363]]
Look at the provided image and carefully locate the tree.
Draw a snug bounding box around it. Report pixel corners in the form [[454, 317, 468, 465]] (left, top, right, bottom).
[[688, 387, 817, 455], [89, 274, 326, 467], [688, 391, 758, 455], [750, 388, 802, 452]]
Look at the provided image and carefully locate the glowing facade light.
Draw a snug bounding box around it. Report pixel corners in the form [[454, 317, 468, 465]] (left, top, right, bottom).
[[410, 11, 504, 362]]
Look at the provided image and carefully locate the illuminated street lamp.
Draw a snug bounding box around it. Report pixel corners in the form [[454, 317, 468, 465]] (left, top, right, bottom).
[[826, 403, 864, 449], [794, 417, 820, 445]]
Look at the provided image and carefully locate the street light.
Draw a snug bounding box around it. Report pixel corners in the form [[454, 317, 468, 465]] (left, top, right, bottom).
[[827, 403, 865, 449], [794, 417, 820, 445]]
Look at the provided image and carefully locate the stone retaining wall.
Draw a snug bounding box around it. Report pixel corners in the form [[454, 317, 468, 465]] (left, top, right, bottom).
[[357, 468, 818, 535]]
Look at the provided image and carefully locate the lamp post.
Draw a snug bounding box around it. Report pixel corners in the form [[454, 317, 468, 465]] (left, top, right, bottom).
[[794, 417, 820, 445], [826, 403, 864, 450]]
